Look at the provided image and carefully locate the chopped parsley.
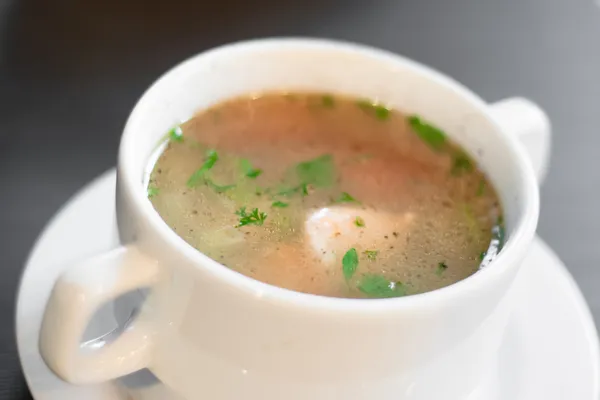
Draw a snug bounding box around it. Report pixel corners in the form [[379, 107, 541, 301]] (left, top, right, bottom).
[[358, 274, 405, 298], [187, 149, 219, 188], [276, 183, 309, 197], [274, 155, 334, 199], [235, 207, 267, 228], [147, 185, 159, 198], [357, 99, 392, 121], [271, 201, 289, 208], [295, 154, 335, 188], [363, 250, 378, 261], [451, 152, 474, 175], [276, 185, 299, 197], [335, 192, 358, 203], [205, 179, 236, 193], [354, 216, 365, 227], [300, 183, 309, 196], [374, 106, 391, 120], [436, 262, 448, 276], [479, 251, 486, 261], [407, 115, 446, 150], [342, 248, 359, 280], [168, 126, 184, 142], [476, 179, 486, 196], [246, 169, 262, 178], [240, 159, 263, 179], [321, 95, 335, 108]]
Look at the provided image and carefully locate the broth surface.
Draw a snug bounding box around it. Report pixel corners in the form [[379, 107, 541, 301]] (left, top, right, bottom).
[[148, 93, 504, 298]]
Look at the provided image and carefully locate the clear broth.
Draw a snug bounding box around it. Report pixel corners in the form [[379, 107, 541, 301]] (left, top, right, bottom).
[[148, 93, 504, 298]]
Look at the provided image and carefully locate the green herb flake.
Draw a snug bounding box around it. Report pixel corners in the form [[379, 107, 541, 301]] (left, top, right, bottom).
[[363, 250, 379, 261], [276, 183, 310, 197], [374, 105, 391, 120], [147, 185, 159, 198], [187, 149, 219, 188], [271, 201, 289, 208], [240, 159, 263, 179], [357, 99, 392, 121], [321, 95, 335, 108], [476, 179, 486, 196], [407, 115, 447, 150], [205, 179, 236, 193], [276, 185, 301, 197], [300, 183, 309, 196], [168, 126, 184, 142], [358, 274, 405, 298], [246, 169, 262, 178], [354, 216, 365, 227], [296, 154, 335, 188], [436, 262, 448, 276], [342, 248, 359, 280], [235, 207, 267, 228], [335, 192, 358, 203], [479, 251, 486, 261], [451, 152, 474, 176]]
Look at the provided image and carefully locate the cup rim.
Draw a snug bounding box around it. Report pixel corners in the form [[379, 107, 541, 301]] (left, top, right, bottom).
[[119, 37, 539, 313]]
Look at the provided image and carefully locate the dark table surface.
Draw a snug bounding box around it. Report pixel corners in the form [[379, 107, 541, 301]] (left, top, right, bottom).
[[1, 0, 599, 398]]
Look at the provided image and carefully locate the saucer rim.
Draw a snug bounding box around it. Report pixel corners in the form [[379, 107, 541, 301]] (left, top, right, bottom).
[[15, 169, 600, 399]]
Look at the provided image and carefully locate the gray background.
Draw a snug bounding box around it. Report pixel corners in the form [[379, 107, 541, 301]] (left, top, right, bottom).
[[1, 0, 599, 397]]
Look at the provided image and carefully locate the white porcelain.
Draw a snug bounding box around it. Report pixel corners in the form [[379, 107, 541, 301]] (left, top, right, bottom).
[[17, 171, 599, 400], [38, 39, 553, 400]]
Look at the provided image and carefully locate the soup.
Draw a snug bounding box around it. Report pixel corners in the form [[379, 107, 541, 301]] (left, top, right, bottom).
[[147, 93, 504, 298]]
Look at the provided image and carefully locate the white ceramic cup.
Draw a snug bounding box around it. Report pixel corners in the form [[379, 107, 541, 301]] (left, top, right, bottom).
[[39, 38, 550, 400]]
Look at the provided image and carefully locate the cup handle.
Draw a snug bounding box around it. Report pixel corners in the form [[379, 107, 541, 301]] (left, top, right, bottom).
[[489, 97, 552, 184], [39, 245, 159, 384]]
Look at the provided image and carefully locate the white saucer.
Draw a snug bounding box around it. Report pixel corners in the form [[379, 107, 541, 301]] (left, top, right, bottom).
[[16, 170, 600, 400]]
